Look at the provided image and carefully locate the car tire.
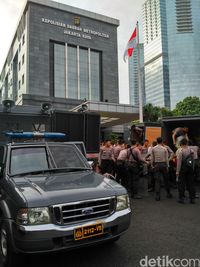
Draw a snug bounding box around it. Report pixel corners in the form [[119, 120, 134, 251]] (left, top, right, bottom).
[[110, 236, 120, 242], [0, 220, 19, 267], [106, 236, 120, 244]]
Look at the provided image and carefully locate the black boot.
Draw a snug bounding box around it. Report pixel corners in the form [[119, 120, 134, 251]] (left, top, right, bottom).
[[190, 199, 195, 204], [166, 192, 173, 198], [155, 193, 160, 201], [178, 198, 184, 204]]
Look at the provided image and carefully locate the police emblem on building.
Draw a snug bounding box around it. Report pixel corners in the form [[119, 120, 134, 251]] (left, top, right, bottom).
[[74, 16, 80, 26]]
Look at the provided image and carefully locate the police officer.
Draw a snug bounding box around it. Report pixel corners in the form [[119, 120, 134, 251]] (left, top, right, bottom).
[[127, 140, 146, 199], [113, 139, 124, 182], [172, 127, 189, 148], [176, 138, 195, 204], [151, 137, 172, 201], [117, 143, 130, 188], [99, 140, 115, 174]]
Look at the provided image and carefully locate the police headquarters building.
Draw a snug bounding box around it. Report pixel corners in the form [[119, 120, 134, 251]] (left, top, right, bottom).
[[0, 0, 138, 131]]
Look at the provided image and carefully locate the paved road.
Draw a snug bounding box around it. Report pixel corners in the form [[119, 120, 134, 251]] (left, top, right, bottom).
[[16, 189, 200, 267]]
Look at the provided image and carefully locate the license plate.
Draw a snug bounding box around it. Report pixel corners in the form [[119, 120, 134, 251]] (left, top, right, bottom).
[[74, 223, 104, 240]]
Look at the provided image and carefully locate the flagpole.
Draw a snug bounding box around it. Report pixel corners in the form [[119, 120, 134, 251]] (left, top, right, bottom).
[[136, 21, 143, 123]]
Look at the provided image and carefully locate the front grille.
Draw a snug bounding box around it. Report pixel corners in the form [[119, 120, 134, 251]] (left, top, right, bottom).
[[52, 197, 116, 225]]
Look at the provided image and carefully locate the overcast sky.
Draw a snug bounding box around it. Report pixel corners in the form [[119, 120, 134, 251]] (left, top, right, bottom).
[[0, 0, 145, 103]]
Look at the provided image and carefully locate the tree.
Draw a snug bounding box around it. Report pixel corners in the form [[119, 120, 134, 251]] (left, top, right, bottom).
[[143, 104, 173, 122], [108, 133, 120, 143], [160, 107, 173, 118], [143, 103, 161, 122], [173, 96, 200, 116]]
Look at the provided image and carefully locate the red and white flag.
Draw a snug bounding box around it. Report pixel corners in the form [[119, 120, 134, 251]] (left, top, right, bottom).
[[123, 27, 138, 62]]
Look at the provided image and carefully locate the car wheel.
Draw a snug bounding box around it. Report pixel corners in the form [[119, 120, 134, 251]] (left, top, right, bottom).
[[0, 221, 19, 267], [106, 236, 120, 245], [110, 236, 120, 243]]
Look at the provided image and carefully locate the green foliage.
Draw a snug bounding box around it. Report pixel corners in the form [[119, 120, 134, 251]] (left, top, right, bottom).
[[108, 133, 120, 143], [143, 103, 159, 122], [160, 107, 174, 117], [142, 97, 200, 122], [143, 104, 173, 122], [173, 96, 200, 116], [132, 119, 140, 125]]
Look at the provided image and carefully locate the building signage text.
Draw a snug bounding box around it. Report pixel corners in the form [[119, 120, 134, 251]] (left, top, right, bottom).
[[41, 18, 110, 40]]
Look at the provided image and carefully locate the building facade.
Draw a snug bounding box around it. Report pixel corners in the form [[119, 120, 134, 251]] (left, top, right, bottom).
[[128, 43, 145, 107], [143, 0, 170, 109], [166, 0, 200, 109], [0, 0, 120, 109], [143, 0, 200, 109]]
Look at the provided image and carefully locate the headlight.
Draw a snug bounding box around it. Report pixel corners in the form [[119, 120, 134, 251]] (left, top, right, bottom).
[[17, 207, 50, 225], [116, 195, 130, 211]]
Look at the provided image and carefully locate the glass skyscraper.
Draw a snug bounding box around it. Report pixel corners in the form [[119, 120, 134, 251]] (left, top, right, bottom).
[[166, 0, 200, 109], [143, 0, 200, 109], [143, 0, 170, 108]]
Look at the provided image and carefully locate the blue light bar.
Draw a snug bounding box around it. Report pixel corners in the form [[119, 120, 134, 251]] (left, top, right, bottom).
[[4, 132, 66, 139]]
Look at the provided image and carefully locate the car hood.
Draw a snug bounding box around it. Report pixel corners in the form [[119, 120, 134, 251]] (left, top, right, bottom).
[[11, 171, 126, 207]]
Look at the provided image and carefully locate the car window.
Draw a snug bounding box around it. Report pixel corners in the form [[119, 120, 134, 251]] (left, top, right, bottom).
[[49, 145, 85, 168], [10, 147, 49, 175]]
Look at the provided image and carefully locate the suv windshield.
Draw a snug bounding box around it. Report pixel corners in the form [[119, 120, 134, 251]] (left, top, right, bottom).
[[10, 144, 87, 176]]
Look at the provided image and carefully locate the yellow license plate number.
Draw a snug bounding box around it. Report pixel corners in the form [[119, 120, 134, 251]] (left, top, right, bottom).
[[74, 223, 104, 241]]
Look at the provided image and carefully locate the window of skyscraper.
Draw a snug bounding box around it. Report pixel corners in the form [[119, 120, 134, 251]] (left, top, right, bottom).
[[176, 0, 193, 33], [22, 35, 25, 45]]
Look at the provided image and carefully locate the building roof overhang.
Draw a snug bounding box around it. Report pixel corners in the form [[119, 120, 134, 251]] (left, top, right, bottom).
[[70, 101, 139, 127]]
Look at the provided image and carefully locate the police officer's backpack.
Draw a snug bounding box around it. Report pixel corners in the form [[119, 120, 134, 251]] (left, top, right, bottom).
[[182, 152, 194, 170]]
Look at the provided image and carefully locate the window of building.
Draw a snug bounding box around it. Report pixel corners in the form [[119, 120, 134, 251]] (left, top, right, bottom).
[[91, 50, 101, 101], [18, 62, 21, 71], [19, 43, 21, 53], [18, 80, 21, 90], [176, 0, 193, 33], [22, 54, 25, 65], [54, 44, 66, 98], [53, 43, 101, 101], [22, 74, 24, 85], [67, 46, 78, 99], [79, 48, 89, 100], [22, 35, 25, 45]]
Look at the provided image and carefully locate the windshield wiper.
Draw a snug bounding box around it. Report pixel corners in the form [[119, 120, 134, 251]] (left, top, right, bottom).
[[47, 167, 92, 172], [10, 169, 51, 177], [10, 167, 91, 177]]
